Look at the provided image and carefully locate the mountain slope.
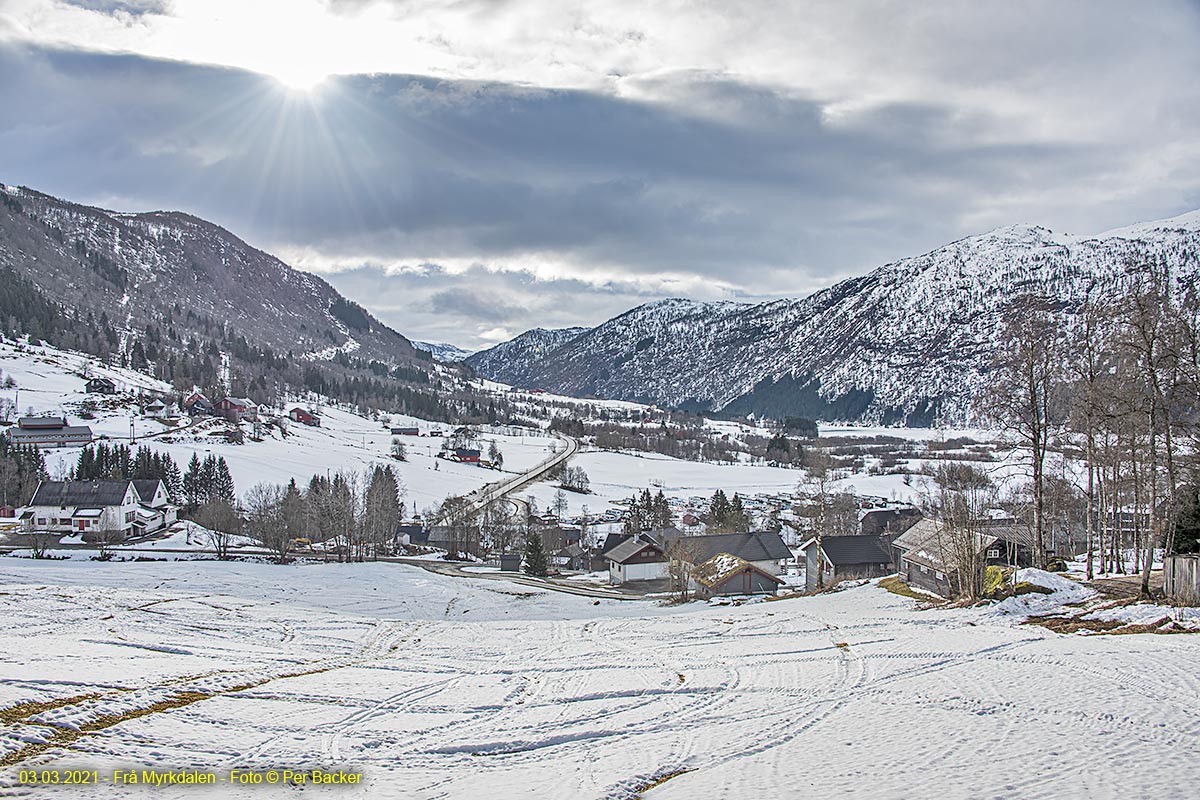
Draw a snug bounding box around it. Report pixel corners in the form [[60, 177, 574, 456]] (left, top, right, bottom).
[[468, 216, 1200, 423], [466, 327, 590, 387], [0, 184, 455, 415], [412, 341, 474, 363]]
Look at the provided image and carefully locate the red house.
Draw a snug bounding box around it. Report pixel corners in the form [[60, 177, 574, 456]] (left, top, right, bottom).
[[452, 448, 482, 463], [289, 407, 321, 427], [215, 397, 258, 421]]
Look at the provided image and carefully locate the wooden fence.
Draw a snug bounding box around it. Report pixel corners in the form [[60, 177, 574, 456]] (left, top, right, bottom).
[[1164, 554, 1200, 605]]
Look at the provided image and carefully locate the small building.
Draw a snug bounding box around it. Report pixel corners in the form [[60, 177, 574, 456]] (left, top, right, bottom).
[[395, 523, 428, 547], [181, 389, 213, 416], [452, 448, 481, 463], [498, 553, 522, 572], [85, 377, 116, 394], [391, 426, 420, 436], [1164, 554, 1200, 605], [289, 407, 321, 427], [0, 505, 15, 518], [8, 416, 93, 449], [606, 537, 668, 584], [143, 398, 168, 418], [799, 535, 894, 592], [891, 518, 1034, 597], [553, 543, 588, 571], [215, 397, 258, 422], [693, 552, 785, 599]]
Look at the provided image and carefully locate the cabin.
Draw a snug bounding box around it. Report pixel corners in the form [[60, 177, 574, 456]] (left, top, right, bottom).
[[452, 448, 481, 463], [7, 416, 93, 449], [799, 535, 894, 592], [606, 537, 668, 584], [215, 397, 258, 422], [288, 407, 321, 427], [693, 553, 785, 599], [891, 518, 1034, 597], [391, 426, 420, 436], [85, 377, 116, 394]]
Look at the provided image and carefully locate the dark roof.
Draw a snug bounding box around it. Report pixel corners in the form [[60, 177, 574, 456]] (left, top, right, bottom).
[[694, 553, 785, 589], [18, 416, 67, 429], [30, 480, 133, 507], [606, 537, 665, 564], [599, 532, 631, 555], [86, 377, 115, 387], [661, 530, 792, 564], [132, 479, 163, 501], [10, 425, 92, 441], [814, 535, 893, 566]]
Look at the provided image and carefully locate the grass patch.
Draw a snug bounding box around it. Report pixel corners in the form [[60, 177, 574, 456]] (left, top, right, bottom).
[[0, 693, 104, 725], [879, 576, 942, 603], [1024, 614, 1198, 636], [632, 768, 695, 797]]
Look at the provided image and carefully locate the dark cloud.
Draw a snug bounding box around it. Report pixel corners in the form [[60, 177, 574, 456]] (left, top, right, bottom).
[[0, 33, 1198, 347], [60, 0, 169, 17]]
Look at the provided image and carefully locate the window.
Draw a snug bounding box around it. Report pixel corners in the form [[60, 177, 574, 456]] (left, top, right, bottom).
[[37, 517, 46, 526], [920, 564, 929, 574], [935, 571, 945, 580], [986, 548, 1000, 559], [125, 511, 135, 523]]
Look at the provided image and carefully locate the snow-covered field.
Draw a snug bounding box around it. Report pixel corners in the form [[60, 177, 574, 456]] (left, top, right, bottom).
[[1, 560, 1197, 799], [521, 449, 802, 517], [0, 339, 562, 513]]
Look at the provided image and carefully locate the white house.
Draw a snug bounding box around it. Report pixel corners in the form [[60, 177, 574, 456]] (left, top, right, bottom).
[[24, 479, 177, 539], [605, 537, 668, 584]]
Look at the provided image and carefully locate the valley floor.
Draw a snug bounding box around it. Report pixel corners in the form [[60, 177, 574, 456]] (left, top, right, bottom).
[[1, 561, 1197, 799]]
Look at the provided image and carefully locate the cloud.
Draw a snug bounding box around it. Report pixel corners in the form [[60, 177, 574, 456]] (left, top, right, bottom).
[[0, 2, 1199, 347]]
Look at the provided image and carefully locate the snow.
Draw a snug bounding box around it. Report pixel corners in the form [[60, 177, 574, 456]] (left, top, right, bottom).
[[0, 563, 1197, 798], [518, 448, 803, 517], [991, 568, 1097, 617], [0, 338, 561, 513]]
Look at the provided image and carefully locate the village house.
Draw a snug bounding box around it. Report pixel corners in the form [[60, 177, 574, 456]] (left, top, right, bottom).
[[390, 426, 420, 436], [181, 389, 213, 416], [451, 447, 481, 463], [84, 377, 116, 394], [693, 553, 785, 599], [142, 398, 169, 418], [215, 396, 258, 422], [799, 535, 894, 592], [655, 530, 793, 576], [891, 518, 1034, 597], [289, 407, 321, 427], [7, 416, 93, 449], [606, 536, 668, 584], [23, 479, 177, 539]]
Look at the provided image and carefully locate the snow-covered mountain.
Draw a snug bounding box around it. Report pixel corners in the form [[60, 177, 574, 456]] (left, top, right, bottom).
[[0, 184, 443, 408], [466, 327, 591, 387], [412, 341, 474, 363], [468, 212, 1200, 424]]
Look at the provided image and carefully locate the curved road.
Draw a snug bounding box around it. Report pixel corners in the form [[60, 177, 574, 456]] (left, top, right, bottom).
[[463, 433, 580, 515]]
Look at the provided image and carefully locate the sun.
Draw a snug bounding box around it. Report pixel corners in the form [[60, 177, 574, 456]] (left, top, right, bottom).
[[269, 65, 330, 92]]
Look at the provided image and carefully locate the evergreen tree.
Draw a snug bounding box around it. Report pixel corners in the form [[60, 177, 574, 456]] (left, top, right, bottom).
[[709, 489, 732, 529], [729, 493, 751, 533], [523, 528, 549, 577]]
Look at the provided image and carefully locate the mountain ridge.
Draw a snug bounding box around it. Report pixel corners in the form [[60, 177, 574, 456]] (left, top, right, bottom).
[[468, 211, 1200, 423]]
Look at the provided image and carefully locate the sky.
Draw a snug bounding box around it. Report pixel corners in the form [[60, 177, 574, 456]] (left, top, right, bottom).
[[1, 1, 1199, 351]]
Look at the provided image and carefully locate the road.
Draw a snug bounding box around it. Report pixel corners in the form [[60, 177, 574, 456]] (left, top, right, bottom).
[[462, 433, 580, 514]]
